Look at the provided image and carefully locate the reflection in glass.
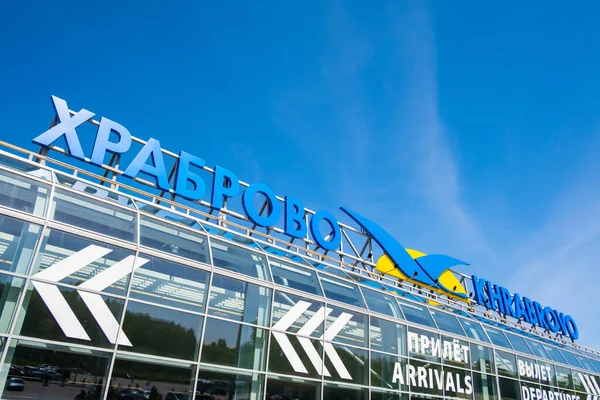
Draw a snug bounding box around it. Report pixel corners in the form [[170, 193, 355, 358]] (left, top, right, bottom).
[[471, 343, 494, 373], [266, 375, 320, 400], [130, 255, 210, 312], [408, 327, 440, 362], [459, 319, 490, 343], [208, 274, 271, 326], [408, 360, 443, 396], [0, 169, 49, 217], [324, 344, 368, 384], [496, 350, 518, 378], [483, 327, 512, 350], [268, 333, 323, 378], [0, 273, 25, 333], [371, 351, 407, 392], [272, 291, 325, 337], [140, 214, 210, 263], [51, 188, 136, 241], [361, 287, 403, 319], [527, 340, 551, 360], [504, 332, 533, 355], [572, 370, 586, 392], [319, 274, 365, 308], [574, 354, 595, 372], [109, 354, 195, 400], [210, 238, 271, 280], [370, 317, 407, 356], [397, 300, 436, 328], [371, 390, 408, 400], [498, 377, 520, 400], [32, 229, 135, 296], [473, 372, 498, 400], [0, 215, 41, 274], [196, 366, 264, 400], [444, 366, 472, 399], [323, 382, 368, 399], [1, 339, 110, 400], [556, 365, 573, 389], [442, 335, 471, 368], [120, 300, 203, 360], [17, 283, 125, 348], [201, 318, 267, 370], [326, 306, 368, 348], [543, 345, 568, 364], [269, 257, 322, 295], [430, 310, 466, 336], [560, 351, 582, 368]]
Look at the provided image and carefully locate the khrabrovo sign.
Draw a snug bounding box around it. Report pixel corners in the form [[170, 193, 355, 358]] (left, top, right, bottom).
[[32, 95, 580, 341]]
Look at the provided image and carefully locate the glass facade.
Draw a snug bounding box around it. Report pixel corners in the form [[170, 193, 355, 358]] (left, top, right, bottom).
[[0, 158, 598, 400]]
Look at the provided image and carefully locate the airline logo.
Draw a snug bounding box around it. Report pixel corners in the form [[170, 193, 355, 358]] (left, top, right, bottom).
[[31, 245, 148, 346], [340, 208, 469, 300], [272, 301, 353, 379]]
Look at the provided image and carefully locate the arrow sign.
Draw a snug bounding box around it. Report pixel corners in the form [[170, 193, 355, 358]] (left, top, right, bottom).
[[31, 244, 148, 346]]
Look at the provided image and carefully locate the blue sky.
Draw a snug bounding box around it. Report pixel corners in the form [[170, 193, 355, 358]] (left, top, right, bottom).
[[2, 1, 600, 349]]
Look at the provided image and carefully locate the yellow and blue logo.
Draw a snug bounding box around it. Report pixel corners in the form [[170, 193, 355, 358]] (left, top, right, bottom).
[[340, 207, 469, 302]]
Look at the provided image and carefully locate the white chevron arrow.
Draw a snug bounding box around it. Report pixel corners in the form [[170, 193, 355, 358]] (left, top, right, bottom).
[[578, 372, 600, 400], [31, 244, 148, 346], [273, 300, 353, 379]]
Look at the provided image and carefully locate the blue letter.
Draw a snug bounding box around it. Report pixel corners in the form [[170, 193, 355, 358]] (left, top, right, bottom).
[[174, 151, 206, 201], [32, 95, 94, 160], [91, 117, 132, 166], [211, 166, 240, 210], [471, 276, 489, 307], [555, 311, 569, 336], [242, 183, 280, 227], [310, 210, 341, 251], [485, 281, 505, 314], [285, 196, 307, 239], [123, 138, 170, 191], [523, 297, 538, 325], [533, 301, 548, 329], [543, 307, 559, 333], [513, 293, 527, 321], [499, 287, 516, 318], [565, 316, 579, 340]]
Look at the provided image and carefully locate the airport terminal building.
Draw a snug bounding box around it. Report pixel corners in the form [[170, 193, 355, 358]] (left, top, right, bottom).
[[0, 96, 598, 400]]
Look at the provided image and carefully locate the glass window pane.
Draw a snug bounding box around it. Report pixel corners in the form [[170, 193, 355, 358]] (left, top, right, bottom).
[[459, 319, 490, 343], [201, 318, 267, 370], [496, 350, 518, 378], [556, 365, 573, 389], [119, 300, 203, 360], [2, 339, 110, 400], [370, 316, 407, 356], [323, 382, 368, 400], [484, 327, 512, 349], [0, 215, 41, 274], [589, 358, 600, 374], [266, 375, 320, 400], [444, 366, 473, 399], [210, 238, 271, 280], [561, 351, 582, 368], [109, 354, 195, 399], [130, 255, 210, 312], [272, 291, 325, 337], [208, 274, 271, 326], [268, 332, 323, 378], [16, 282, 126, 349], [51, 188, 136, 241], [572, 370, 587, 392], [269, 257, 322, 296], [397, 300, 436, 327], [408, 327, 441, 363], [574, 355, 596, 372], [544, 345, 568, 364], [361, 287, 403, 319], [319, 274, 365, 308], [324, 344, 368, 385], [527, 340, 551, 360], [371, 390, 408, 400], [371, 351, 408, 392], [473, 372, 498, 400], [498, 377, 521, 400], [0, 273, 25, 334], [505, 332, 533, 355], [430, 310, 466, 336], [441, 335, 471, 368], [0, 169, 50, 217], [326, 306, 368, 348], [196, 366, 264, 400], [139, 214, 210, 263], [33, 229, 136, 296], [408, 359, 444, 396], [471, 343, 494, 373]]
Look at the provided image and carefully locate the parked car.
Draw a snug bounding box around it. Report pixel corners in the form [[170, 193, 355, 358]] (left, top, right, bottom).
[[6, 377, 25, 391]]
